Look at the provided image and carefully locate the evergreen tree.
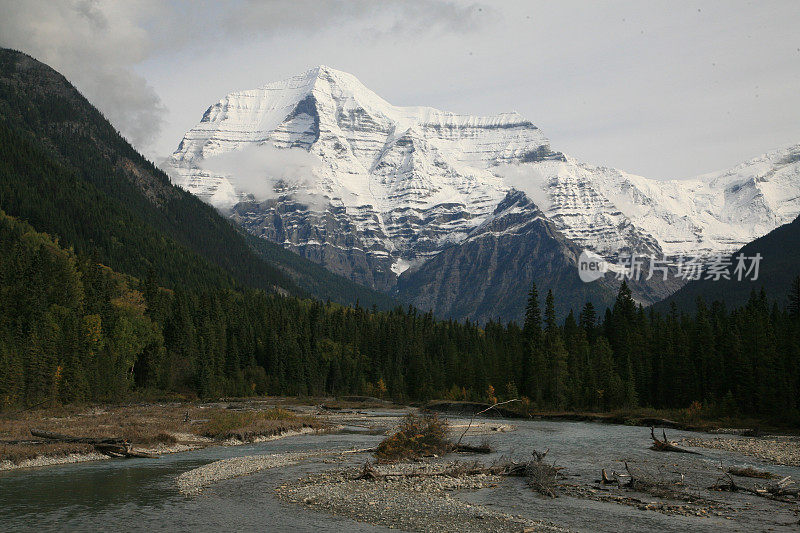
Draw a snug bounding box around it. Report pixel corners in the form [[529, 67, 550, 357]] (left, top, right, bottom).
[[613, 280, 636, 321], [545, 290, 557, 334], [579, 302, 596, 341], [523, 282, 542, 341], [789, 275, 800, 319]]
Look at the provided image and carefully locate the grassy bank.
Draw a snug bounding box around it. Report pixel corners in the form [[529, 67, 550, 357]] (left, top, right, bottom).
[[0, 402, 321, 466]]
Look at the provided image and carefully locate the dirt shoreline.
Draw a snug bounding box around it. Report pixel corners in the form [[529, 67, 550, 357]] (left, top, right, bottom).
[[0, 429, 324, 473], [0, 401, 322, 472]]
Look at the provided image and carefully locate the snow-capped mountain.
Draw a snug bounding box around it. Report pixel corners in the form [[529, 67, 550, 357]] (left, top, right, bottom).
[[167, 65, 800, 300], [168, 65, 565, 289], [522, 145, 800, 259]]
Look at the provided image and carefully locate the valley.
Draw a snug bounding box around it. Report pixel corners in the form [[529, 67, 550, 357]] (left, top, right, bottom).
[[1, 3, 799, 530]]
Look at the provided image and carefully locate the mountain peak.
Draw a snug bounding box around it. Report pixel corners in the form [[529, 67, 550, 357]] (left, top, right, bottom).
[[168, 66, 800, 288], [306, 64, 349, 78], [256, 64, 376, 98]]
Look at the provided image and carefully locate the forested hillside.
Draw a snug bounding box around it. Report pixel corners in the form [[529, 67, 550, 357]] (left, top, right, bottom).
[[1, 208, 798, 423], [0, 48, 395, 309]]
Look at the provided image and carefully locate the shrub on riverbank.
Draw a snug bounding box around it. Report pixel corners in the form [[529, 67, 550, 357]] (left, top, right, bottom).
[[375, 413, 450, 462]]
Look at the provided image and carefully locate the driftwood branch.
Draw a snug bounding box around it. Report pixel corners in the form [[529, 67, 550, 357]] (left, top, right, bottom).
[[710, 471, 797, 502], [353, 451, 563, 498], [454, 398, 519, 448], [649, 427, 701, 454], [600, 468, 615, 484]]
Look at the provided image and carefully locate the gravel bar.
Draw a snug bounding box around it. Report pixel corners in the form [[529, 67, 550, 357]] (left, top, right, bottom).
[[276, 462, 568, 533], [177, 452, 307, 495], [680, 435, 800, 466]]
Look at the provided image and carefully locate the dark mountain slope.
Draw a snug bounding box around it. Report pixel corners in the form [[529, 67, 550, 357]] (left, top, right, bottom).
[[245, 232, 397, 309], [655, 214, 800, 312], [396, 191, 680, 322]]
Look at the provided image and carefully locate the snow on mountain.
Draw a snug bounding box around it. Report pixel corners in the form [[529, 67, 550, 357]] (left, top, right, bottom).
[[166, 66, 800, 291], [518, 144, 800, 259], [167, 65, 563, 287]]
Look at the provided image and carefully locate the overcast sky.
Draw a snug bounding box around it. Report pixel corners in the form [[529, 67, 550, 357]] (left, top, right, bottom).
[[1, 0, 798, 179]]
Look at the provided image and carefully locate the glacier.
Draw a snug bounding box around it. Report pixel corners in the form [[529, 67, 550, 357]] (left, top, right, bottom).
[[166, 65, 800, 291]]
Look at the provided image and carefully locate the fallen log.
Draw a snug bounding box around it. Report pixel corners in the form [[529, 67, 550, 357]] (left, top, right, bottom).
[[352, 461, 490, 481], [453, 443, 492, 454], [649, 427, 701, 455], [94, 443, 159, 459], [709, 473, 797, 502], [352, 452, 567, 499], [352, 456, 561, 487], [30, 429, 126, 445], [30, 429, 158, 459], [727, 466, 774, 479]]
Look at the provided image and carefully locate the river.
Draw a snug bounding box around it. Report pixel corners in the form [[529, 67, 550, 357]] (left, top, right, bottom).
[[1, 412, 798, 532]]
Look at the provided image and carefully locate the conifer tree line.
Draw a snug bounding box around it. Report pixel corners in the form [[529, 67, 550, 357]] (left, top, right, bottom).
[[1, 209, 799, 423]]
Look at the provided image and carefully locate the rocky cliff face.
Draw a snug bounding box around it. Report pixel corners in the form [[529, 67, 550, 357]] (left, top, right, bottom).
[[395, 190, 606, 321], [166, 66, 800, 320], [396, 190, 681, 322]]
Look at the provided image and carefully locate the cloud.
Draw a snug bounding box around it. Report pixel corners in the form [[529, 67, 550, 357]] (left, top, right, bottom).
[[0, 0, 166, 148], [200, 144, 324, 208], [220, 1, 492, 39], [0, 0, 491, 153], [494, 163, 552, 212]]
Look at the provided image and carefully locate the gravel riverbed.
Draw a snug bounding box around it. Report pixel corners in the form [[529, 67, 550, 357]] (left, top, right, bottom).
[[0, 450, 109, 471], [178, 452, 308, 495], [680, 435, 800, 466], [275, 461, 567, 533]]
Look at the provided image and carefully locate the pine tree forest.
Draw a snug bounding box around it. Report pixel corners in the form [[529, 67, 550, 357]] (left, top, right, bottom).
[[2, 209, 798, 424]]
